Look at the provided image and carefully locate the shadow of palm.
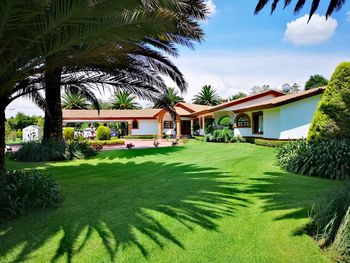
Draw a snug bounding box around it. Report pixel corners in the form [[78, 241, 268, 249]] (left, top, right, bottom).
[[0, 160, 248, 262]]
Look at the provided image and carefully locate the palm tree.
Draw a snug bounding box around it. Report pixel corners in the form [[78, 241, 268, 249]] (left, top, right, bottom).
[[110, 91, 141, 110], [0, 0, 208, 174], [255, 0, 345, 20], [153, 87, 185, 131], [192, 85, 221, 106], [39, 0, 208, 141], [154, 87, 185, 108], [62, 93, 89, 110]]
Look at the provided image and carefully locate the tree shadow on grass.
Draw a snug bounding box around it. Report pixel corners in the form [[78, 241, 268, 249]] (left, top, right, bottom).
[[0, 160, 248, 263], [95, 146, 184, 160], [244, 171, 340, 221]]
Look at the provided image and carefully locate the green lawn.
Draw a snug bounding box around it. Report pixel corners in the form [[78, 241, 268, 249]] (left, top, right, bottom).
[[1, 141, 342, 262]]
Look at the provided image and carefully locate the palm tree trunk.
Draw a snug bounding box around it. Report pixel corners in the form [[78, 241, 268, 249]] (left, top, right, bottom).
[[0, 101, 6, 178], [43, 65, 63, 141]]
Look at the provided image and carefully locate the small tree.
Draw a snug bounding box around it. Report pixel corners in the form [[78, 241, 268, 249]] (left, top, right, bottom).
[[63, 128, 75, 141], [305, 75, 328, 90], [96, 125, 111, 140], [308, 62, 350, 142]]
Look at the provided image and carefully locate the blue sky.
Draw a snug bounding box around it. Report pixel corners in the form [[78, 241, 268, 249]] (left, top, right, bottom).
[[193, 0, 350, 53], [6, 0, 350, 116]]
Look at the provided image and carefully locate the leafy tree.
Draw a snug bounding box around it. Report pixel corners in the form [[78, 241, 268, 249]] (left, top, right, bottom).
[[110, 91, 141, 110], [230, 92, 247, 101], [62, 93, 89, 110], [305, 75, 329, 90], [192, 85, 220, 106], [308, 62, 350, 142], [255, 0, 345, 20], [250, 84, 270, 95], [6, 113, 40, 130]]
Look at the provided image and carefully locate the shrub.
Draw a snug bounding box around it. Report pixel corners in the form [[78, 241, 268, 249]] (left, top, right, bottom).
[[96, 125, 111, 140], [218, 115, 231, 127], [276, 139, 350, 180], [231, 135, 246, 143], [65, 140, 96, 159], [308, 185, 350, 260], [255, 139, 288, 147], [308, 62, 350, 142], [14, 139, 96, 162], [0, 170, 63, 223], [63, 127, 75, 140], [14, 139, 67, 162], [16, 129, 22, 139], [193, 136, 205, 142], [205, 128, 234, 143], [87, 139, 125, 147]]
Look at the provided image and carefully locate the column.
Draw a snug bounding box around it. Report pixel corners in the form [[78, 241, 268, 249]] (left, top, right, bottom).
[[176, 119, 182, 138], [127, 120, 132, 135], [158, 118, 163, 139], [190, 119, 194, 136], [202, 117, 205, 134]]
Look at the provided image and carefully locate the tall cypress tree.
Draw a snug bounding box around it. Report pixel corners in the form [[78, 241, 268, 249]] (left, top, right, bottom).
[[308, 62, 350, 142]]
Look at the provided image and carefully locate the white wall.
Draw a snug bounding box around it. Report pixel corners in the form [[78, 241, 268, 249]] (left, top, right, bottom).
[[279, 94, 321, 139], [131, 120, 158, 136], [263, 108, 281, 139]]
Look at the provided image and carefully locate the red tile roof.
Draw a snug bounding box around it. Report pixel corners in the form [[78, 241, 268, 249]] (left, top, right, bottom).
[[191, 90, 285, 116], [234, 87, 325, 113]]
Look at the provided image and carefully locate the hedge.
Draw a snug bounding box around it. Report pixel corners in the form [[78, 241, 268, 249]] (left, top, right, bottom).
[[254, 139, 288, 147], [87, 139, 125, 149], [308, 62, 350, 142], [123, 135, 156, 139]]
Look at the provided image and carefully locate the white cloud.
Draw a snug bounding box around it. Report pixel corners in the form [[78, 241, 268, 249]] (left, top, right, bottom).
[[164, 50, 349, 101], [205, 0, 216, 17], [284, 14, 337, 45], [6, 50, 350, 116]]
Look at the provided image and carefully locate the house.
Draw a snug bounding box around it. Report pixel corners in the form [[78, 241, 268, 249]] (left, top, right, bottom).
[[62, 87, 325, 140], [23, 125, 43, 142]]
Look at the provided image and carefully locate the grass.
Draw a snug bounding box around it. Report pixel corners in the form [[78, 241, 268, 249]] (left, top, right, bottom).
[[0, 141, 342, 262]]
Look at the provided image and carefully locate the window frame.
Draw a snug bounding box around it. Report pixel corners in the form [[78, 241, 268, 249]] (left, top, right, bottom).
[[235, 113, 251, 128], [163, 121, 174, 129]]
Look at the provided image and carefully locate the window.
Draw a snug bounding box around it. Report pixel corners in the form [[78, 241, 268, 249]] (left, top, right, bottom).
[[235, 114, 251, 128], [252, 112, 263, 134], [132, 120, 139, 129], [163, 121, 174, 129]]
